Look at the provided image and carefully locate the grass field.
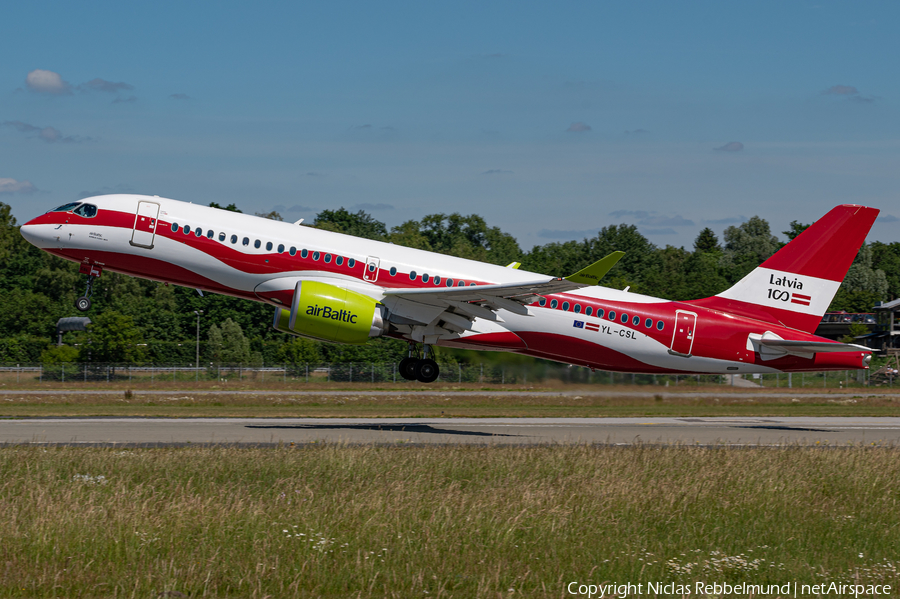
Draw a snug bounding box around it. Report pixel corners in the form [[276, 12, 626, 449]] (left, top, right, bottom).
[[1, 385, 900, 418], [1, 445, 898, 598]]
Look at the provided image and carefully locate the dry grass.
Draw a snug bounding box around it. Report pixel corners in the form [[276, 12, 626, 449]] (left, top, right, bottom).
[[1, 445, 898, 597], [2, 388, 900, 418]]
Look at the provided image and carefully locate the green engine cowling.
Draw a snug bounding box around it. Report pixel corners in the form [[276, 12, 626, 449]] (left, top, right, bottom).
[[272, 280, 384, 344]]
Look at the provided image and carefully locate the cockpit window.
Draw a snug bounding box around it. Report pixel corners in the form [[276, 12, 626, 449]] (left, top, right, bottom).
[[48, 202, 82, 213], [73, 204, 98, 218]]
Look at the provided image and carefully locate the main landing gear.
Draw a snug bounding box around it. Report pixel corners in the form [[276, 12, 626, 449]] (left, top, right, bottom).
[[75, 263, 102, 312], [399, 343, 440, 383]]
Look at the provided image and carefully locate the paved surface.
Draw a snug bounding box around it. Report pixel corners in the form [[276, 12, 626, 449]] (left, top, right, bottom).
[[2, 417, 900, 446]]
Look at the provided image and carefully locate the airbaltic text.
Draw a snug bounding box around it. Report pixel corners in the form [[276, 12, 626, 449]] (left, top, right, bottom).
[[305, 305, 358, 323]]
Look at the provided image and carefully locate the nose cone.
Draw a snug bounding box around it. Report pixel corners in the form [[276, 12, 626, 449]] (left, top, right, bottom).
[[20, 217, 55, 249]]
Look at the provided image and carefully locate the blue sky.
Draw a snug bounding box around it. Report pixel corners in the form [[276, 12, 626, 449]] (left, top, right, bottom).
[[1, 0, 898, 251]]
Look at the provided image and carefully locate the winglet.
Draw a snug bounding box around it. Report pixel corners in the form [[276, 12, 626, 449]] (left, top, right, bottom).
[[565, 251, 625, 285]]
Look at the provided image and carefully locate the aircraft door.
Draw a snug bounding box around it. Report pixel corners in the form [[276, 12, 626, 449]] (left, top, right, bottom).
[[131, 201, 160, 249], [669, 310, 697, 357], [364, 256, 380, 282]]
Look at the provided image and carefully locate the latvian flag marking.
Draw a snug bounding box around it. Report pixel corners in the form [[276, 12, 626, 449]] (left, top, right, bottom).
[[585, 322, 600, 332], [791, 293, 812, 306]]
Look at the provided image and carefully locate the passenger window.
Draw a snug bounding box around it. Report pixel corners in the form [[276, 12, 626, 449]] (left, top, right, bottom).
[[324, 254, 332, 263], [621, 313, 628, 323], [645, 318, 652, 328], [433, 275, 441, 285], [596, 308, 604, 318], [242, 237, 249, 246], [446, 279, 453, 287], [313, 251, 320, 261], [390, 266, 397, 276], [195, 227, 203, 236], [609, 311, 616, 320], [348, 258, 356, 268], [289, 247, 297, 256], [632, 315, 640, 326], [254, 240, 261, 249], [458, 281, 465, 286], [562, 301, 570, 311], [585, 306, 593, 316], [337, 256, 344, 266], [422, 273, 430, 283], [409, 271, 417, 280], [657, 321, 665, 331], [301, 249, 308, 259], [266, 241, 273, 251], [574, 304, 581, 314], [550, 299, 558, 309], [219, 232, 226, 242], [171, 223, 179, 232], [277, 244, 284, 253], [469, 282, 476, 286], [368, 263, 376, 272], [183, 225, 190, 235], [231, 235, 238, 244], [539, 297, 547, 307], [206, 230, 214, 239]]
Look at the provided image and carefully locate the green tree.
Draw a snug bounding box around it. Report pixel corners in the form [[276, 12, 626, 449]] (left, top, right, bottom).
[[207, 318, 251, 364], [255, 210, 284, 221], [83, 311, 148, 363], [277, 337, 322, 364], [209, 202, 242, 213], [783, 220, 810, 241], [389, 213, 522, 266], [720, 216, 780, 282], [829, 244, 889, 312], [314, 208, 387, 240], [871, 241, 900, 300], [693, 228, 721, 253], [40, 344, 80, 363]]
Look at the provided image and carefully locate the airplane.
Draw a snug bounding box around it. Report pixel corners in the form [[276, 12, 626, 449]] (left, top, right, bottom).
[[20, 195, 878, 382]]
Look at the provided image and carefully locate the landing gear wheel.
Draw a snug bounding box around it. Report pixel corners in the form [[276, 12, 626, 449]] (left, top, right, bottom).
[[414, 358, 439, 383], [75, 296, 92, 312], [399, 357, 419, 381]]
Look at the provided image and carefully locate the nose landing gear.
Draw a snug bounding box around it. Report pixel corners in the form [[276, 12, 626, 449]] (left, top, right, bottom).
[[399, 343, 440, 383], [75, 263, 102, 312]]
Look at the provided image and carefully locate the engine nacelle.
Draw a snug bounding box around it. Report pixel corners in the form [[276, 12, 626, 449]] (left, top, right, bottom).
[[272, 280, 384, 344]]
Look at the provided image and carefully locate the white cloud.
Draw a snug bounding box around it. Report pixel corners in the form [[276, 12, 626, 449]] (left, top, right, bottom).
[[3, 121, 88, 143], [26, 69, 71, 94], [0, 178, 38, 195], [824, 85, 859, 96], [715, 141, 744, 152], [352, 203, 394, 211], [80, 78, 134, 93]]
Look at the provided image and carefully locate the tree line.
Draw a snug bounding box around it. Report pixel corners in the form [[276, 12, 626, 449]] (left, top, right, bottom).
[[0, 201, 896, 365]]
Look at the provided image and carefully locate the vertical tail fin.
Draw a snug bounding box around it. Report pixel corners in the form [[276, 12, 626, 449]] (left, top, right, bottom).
[[689, 204, 879, 333]]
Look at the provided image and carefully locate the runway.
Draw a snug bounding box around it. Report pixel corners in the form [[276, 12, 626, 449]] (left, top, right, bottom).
[[2, 417, 900, 446]]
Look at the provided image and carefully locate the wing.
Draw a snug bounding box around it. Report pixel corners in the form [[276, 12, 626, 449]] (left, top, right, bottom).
[[380, 252, 624, 344]]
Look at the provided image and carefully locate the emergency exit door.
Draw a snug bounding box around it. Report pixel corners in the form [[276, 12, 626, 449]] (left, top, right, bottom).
[[669, 310, 697, 357], [131, 201, 159, 249]]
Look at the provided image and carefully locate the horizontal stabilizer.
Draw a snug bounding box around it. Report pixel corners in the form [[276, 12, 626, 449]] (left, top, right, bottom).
[[748, 332, 869, 360]]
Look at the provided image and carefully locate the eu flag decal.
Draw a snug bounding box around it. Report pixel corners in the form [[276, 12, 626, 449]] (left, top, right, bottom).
[[573, 320, 584, 328]]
